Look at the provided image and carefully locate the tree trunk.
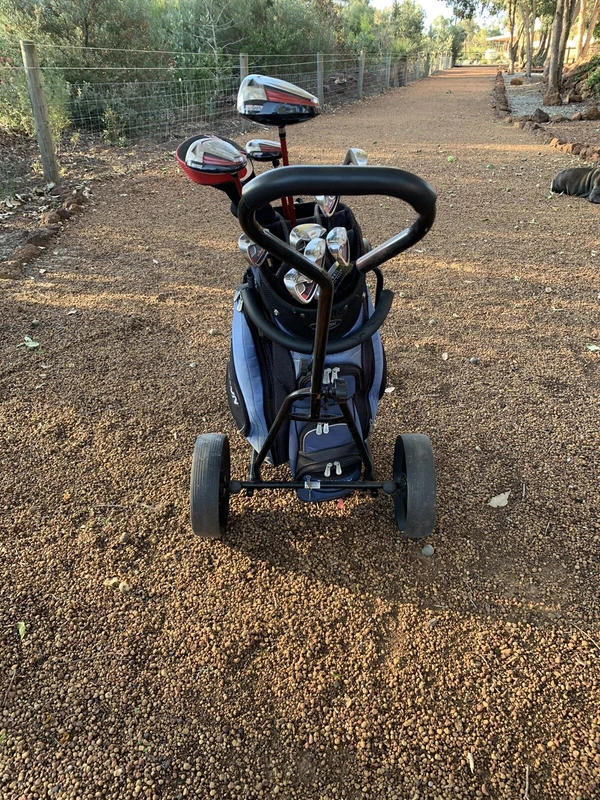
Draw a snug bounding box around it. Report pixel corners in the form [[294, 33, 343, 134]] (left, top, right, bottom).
[[534, 27, 549, 65], [548, 0, 566, 92], [508, 0, 518, 73], [576, 0, 588, 58], [558, 0, 578, 82], [582, 0, 600, 57]]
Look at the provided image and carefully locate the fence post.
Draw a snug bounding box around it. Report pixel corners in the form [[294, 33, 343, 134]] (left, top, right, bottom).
[[386, 54, 392, 87], [20, 39, 60, 186], [357, 50, 365, 99], [317, 53, 324, 107], [240, 53, 249, 80]]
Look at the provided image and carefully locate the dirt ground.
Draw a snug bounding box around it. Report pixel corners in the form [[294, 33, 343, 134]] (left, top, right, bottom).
[[544, 119, 600, 149], [1, 66, 599, 800]]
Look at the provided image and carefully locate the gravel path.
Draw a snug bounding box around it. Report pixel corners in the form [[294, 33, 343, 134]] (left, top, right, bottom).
[[1, 66, 599, 800]]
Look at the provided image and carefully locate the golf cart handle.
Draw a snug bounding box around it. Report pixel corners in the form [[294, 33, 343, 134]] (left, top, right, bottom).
[[237, 165, 437, 273], [241, 286, 394, 355]]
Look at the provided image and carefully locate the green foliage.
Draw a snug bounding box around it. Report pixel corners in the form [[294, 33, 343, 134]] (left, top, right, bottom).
[[584, 67, 600, 92], [429, 15, 466, 59], [0, 0, 454, 139]]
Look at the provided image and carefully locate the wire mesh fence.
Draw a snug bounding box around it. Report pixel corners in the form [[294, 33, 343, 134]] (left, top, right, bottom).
[[1, 46, 452, 194]]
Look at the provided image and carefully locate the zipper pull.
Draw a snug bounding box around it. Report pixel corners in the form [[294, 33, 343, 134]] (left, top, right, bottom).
[[323, 423, 329, 434], [323, 368, 331, 385], [324, 463, 333, 478], [334, 461, 342, 476], [316, 423, 323, 436], [235, 290, 243, 311], [331, 367, 340, 382]]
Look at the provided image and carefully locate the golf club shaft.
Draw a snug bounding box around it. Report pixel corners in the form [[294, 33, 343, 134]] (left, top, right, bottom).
[[278, 127, 296, 227]]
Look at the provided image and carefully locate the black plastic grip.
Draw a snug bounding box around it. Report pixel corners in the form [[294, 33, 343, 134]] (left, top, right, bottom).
[[241, 286, 394, 355], [237, 165, 436, 272]]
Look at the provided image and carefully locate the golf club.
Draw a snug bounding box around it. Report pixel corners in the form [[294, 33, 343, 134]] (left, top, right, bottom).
[[238, 233, 268, 268]]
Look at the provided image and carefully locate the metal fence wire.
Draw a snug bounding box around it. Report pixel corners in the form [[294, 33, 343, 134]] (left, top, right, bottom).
[[1, 46, 452, 193]]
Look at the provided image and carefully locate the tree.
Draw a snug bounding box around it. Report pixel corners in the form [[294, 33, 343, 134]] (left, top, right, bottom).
[[429, 15, 467, 60]]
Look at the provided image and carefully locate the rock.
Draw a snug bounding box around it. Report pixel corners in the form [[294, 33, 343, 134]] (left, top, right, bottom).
[[70, 190, 89, 205], [566, 93, 582, 103], [582, 106, 600, 121], [543, 89, 562, 106], [65, 202, 85, 215], [40, 211, 61, 226], [532, 108, 550, 123], [421, 545, 435, 557], [516, 114, 532, 122], [56, 207, 72, 220], [571, 143, 583, 155], [510, 78, 523, 85], [11, 244, 42, 265], [550, 115, 569, 123], [571, 112, 583, 121], [26, 225, 60, 247], [0, 261, 22, 279]]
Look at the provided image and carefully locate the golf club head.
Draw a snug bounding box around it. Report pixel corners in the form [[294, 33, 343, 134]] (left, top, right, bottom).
[[238, 233, 268, 268], [238, 75, 320, 127], [283, 269, 317, 304], [326, 227, 349, 267], [245, 139, 282, 164], [183, 135, 246, 174], [315, 195, 339, 218], [176, 134, 253, 211], [343, 147, 368, 166], [289, 223, 326, 252], [303, 237, 327, 269]]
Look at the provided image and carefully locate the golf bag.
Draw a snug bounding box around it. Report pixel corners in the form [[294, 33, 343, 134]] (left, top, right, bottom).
[[226, 203, 387, 501]]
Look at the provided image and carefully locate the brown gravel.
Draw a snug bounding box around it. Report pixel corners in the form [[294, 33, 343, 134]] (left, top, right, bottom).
[[1, 66, 600, 800], [544, 119, 600, 150]]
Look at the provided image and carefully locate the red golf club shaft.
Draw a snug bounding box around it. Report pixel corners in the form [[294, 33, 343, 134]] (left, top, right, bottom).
[[278, 127, 296, 227]]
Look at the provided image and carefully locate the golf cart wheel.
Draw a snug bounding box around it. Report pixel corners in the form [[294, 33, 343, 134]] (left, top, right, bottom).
[[393, 433, 436, 540], [190, 433, 230, 539]]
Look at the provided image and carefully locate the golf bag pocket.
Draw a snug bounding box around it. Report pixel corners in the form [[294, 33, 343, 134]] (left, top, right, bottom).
[[294, 420, 362, 502], [226, 293, 295, 465], [226, 347, 250, 437]]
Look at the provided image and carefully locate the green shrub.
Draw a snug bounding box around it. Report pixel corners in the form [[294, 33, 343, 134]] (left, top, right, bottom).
[[0, 64, 69, 137], [584, 67, 600, 92]]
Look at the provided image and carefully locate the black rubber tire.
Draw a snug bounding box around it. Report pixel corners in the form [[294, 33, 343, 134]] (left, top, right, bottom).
[[190, 433, 230, 539], [393, 433, 436, 539]]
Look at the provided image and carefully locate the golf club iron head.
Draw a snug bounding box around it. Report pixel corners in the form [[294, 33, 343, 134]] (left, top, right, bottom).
[[238, 233, 268, 268], [315, 195, 339, 217], [325, 227, 349, 267], [343, 147, 368, 166], [283, 270, 317, 304], [283, 238, 326, 305], [289, 223, 326, 252]]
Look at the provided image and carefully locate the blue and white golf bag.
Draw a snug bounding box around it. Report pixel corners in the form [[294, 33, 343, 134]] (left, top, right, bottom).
[[226, 203, 387, 501]]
